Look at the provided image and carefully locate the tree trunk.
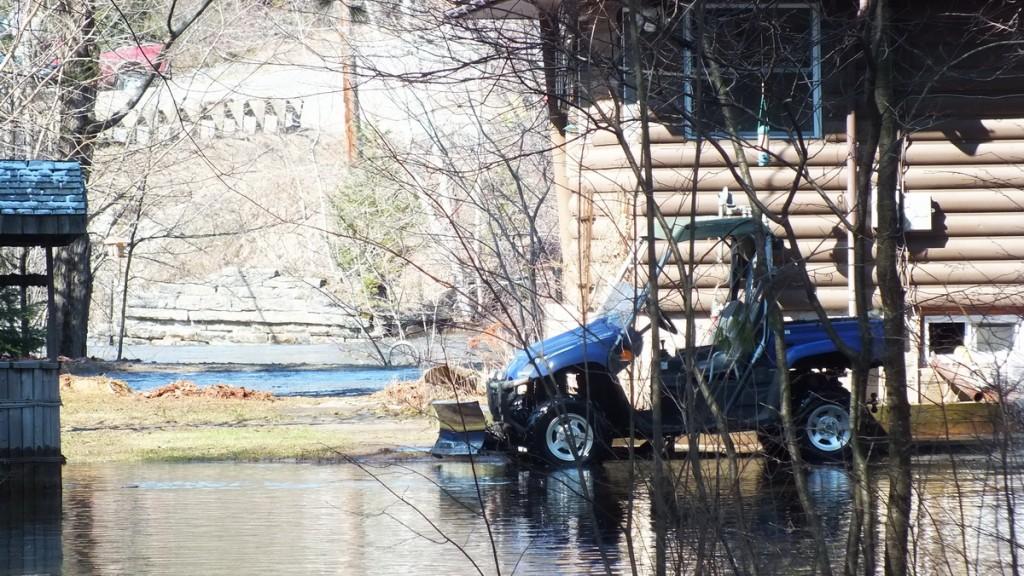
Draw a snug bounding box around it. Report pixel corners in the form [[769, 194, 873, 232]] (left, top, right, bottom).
[[871, 1, 913, 574], [55, 0, 98, 358], [848, 6, 881, 572], [53, 236, 92, 358]]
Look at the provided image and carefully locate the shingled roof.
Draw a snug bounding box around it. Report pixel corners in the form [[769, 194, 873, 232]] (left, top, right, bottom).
[[0, 160, 88, 246]]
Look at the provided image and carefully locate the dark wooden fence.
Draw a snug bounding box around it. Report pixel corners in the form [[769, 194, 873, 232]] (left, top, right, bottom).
[[0, 361, 62, 463]]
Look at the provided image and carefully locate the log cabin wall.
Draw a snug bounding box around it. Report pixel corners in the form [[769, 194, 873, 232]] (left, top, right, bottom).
[[895, 0, 1024, 315], [567, 1, 1024, 312], [574, 119, 1024, 314], [892, 1, 1024, 393], [902, 120, 1024, 312], [573, 127, 853, 315], [567, 0, 859, 317], [562, 1, 1024, 385]]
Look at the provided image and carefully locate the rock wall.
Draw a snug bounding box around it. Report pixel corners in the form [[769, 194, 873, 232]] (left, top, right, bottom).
[[121, 268, 366, 345]]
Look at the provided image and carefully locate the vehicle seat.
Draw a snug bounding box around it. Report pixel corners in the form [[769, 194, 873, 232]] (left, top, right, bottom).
[[710, 300, 758, 374]]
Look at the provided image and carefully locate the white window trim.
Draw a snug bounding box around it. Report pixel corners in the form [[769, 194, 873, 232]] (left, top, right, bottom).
[[923, 314, 1023, 356], [683, 2, 823, 140]]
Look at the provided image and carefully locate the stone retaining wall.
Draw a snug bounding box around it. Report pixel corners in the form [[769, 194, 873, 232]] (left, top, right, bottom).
[[121, 268, 366, 344]]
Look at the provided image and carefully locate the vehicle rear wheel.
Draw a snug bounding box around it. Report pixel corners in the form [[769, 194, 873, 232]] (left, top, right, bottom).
[[797, 391, 852, 462], [526, 400, 609, 466]]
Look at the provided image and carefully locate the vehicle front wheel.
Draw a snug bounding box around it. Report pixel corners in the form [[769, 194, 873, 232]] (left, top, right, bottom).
[[526, 400, 609, 466], [797, 392, 852, 462]]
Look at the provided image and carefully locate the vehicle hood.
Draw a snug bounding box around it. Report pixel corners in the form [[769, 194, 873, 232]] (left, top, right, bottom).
[[503, 315, 630, 380]]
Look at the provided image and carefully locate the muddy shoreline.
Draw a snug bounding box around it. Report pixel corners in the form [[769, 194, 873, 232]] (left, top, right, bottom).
[[58, 362, 486, 463], [60, 383, 445, 462]]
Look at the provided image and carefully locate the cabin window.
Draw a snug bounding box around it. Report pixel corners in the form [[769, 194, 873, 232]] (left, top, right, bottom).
[[688, 3, 822, 139], [928, 322, 965, 355], [620, 2, 821, 138], [975, 323, 1016, 353], [555, 30, 583, 117]]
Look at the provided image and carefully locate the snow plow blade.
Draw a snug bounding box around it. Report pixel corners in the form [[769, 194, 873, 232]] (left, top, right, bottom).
[[430, 400, 488, 457]]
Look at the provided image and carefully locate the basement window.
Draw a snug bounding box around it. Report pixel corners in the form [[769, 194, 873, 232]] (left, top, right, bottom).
[[928, 322, 965, 355], [975, 323, 1015, 353]]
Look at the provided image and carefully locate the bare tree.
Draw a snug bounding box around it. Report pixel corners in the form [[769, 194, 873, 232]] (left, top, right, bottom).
[[0, 0, 216, 356]]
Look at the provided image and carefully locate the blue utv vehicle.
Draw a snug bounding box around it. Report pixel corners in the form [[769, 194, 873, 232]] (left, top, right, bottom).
[[433, 217, 884, 464]]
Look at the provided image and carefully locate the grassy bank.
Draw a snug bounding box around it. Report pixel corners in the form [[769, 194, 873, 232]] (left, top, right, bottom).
[[61, 387, 439, 463]]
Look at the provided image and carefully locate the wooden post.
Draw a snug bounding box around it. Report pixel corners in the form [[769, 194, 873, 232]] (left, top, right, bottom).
[[44, 248, 56, 361], [19, 249, 29, 353]]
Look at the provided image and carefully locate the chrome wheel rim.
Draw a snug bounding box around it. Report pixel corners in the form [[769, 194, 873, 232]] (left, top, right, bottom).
[[805, 403, 851, 453], [545, 413, 594, 462]]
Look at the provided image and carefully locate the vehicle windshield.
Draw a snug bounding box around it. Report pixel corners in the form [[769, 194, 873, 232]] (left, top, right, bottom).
[[595, 281, 641, 329], [589, 218, 771, 334], [728, 236, 757, 302]]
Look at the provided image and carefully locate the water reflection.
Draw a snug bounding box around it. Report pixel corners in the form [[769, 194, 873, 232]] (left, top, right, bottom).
[[0, 455, 1021, 575], [432, 464, 632, 574], [103, 366, 424, 396], [0, 468, 62, 576]]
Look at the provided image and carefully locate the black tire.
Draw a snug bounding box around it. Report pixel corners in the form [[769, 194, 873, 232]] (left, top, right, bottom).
[[526, 399, 610, 466], [796, 390, 853, 462]]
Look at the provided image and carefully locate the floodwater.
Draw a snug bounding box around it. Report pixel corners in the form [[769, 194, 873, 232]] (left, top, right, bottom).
[[87, 335, 473, 366], [2, 454, 1022, 575], [103, 366, 424, 396]]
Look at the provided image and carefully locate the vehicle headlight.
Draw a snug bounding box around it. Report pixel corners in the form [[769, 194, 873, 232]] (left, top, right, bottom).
[[507, 357, 545, 388], [491, 376, 532, 391], [515, 365, 537, 381]]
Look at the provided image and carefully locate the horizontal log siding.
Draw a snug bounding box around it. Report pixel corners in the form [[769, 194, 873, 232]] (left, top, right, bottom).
[[646, 261, 1024, 288], [657, 284, 1024, 313], [901, 118, 1024, 312], [658, 288, 857, 313], [580, 166, 847, 193], [574, 131, 852, 313], [574, 118, 1024, 313], [588, 124, 847, 147]]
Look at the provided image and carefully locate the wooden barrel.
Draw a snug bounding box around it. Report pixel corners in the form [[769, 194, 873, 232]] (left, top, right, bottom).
[[0, 361, 62, 463]]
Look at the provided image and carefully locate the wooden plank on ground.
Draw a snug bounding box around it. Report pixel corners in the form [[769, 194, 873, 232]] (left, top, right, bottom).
[[876, 402, 1001, 441]]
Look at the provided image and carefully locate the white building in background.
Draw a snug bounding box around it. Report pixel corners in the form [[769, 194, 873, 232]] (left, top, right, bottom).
[[95, 38, 349, 144]]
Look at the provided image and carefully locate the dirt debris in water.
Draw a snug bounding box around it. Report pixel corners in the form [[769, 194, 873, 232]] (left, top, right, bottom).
[[142, 380, 274, 400], [60, 373, 274, 400], [60, 374, 134, 396], [373, 364, 483, 415]]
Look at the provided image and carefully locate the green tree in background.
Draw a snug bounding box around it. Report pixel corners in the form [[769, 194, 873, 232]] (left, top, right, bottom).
[[0, 288, 44, 358], [334, 135, 423, 318]]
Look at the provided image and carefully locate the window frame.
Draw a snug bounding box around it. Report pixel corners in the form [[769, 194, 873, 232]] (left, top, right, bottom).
[[974, 322, 1018, 354], [683, 2, 823, 140], [923, 314, 1022, 357]]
